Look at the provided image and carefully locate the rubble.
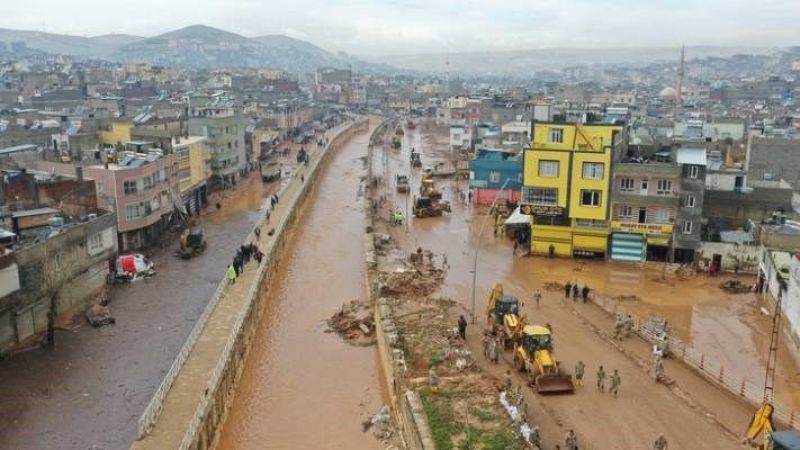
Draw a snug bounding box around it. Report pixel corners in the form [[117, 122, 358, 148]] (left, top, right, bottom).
[[327, 299, 376, 347], [719, 279, 752, 294], [85, 304, 115, 327]]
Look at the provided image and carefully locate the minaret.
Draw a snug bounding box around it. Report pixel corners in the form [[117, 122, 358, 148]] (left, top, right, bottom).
[[675, 44, 685, 110]]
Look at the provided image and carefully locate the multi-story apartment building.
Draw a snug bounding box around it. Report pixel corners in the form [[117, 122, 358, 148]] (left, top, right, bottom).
[[522, 121, 623, 258], [674, 146, 707, 261], [188, 103, 246, 188], [173, 136, 211, 214]]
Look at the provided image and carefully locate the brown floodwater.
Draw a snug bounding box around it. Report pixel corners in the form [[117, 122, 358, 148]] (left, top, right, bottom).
[[216, 126, 384, 450], [381, 122, 800, 412]]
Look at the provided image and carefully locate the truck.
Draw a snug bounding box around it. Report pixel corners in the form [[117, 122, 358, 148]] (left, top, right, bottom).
[[260, 161, 281, 182], [108, 254, 155, 284]]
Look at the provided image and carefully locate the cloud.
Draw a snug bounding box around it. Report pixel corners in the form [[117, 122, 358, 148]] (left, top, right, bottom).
[[0, 0, 798, 55]]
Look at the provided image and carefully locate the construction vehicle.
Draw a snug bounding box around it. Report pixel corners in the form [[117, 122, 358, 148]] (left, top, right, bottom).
[[410, 151, 422, 167], [396, 174, 410, 193], [419, 177, 441, 200], [180, 220, 206, 258], [512, 325, 575, 394], [412, 196, 451, 218], [486, 283, 526, 348], [260, 161, 281, 182]]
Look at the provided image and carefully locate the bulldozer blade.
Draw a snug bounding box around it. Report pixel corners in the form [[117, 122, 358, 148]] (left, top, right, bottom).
[[535, 375, 575, 394]]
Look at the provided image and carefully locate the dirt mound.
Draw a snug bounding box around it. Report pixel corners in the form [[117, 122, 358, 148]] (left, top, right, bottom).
[[379, 268, 445, 298], [327, 299, 376, 347]]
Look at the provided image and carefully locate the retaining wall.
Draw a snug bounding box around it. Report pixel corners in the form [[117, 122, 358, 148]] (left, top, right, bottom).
[[133, 118, 369, 450], [364, 118, 436, 450]]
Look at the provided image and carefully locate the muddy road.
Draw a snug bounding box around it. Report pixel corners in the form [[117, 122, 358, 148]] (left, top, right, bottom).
[[373, 121, 760, 448], [0, 174, 279, 450], [215, 125, 383, 450]]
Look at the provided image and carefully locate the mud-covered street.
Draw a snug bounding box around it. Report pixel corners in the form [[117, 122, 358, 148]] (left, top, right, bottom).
[[215, 123, 384, 449], [0, 173, 278, 450], [368, 120, 797, 448]]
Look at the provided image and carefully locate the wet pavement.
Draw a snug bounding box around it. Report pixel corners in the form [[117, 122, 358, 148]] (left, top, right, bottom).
[[370, 120, 797, 446], [0, 174, 277, 450], [215, 124, 384, 450]]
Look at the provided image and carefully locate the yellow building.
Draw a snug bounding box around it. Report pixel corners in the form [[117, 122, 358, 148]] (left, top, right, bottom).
[[522, 122, 623, 257], [173, 136, 211, 214], [98, 120, 133, 146]]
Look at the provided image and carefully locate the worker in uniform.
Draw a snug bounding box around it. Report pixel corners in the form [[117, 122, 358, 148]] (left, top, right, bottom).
[[482, 332, 491, 359], [574, 360, 586, 387], [529, 425, 541, 447], [623, 314, 634, 338], [487, 335, 499, 364], [564, 429, 578, 450], [654, 433, 668, 450], [596, 365, 606, 392], [653, 353, 665, 382], [533, 289, 542, 308], [226, 264, 237, 284], [429, 366, 439, 393], [610, 369, 621, 397], [503, 369, 513, 393], [613, 315, 624, 340]]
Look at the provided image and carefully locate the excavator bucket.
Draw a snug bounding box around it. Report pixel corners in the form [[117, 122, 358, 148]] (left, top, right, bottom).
[[535, 374, 575, 394]]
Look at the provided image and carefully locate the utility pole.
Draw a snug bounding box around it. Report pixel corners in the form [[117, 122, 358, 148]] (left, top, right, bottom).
[[662, 219, 676, 280], [471, 178, 511, 324]]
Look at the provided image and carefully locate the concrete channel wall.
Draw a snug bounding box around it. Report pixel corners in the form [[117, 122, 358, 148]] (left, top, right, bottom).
[[364, 118, 436, 450], [132, 118, 369, 450]]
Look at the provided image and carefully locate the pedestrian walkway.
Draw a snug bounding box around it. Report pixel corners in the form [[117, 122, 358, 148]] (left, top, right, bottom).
[[131, 120, 362, 450]]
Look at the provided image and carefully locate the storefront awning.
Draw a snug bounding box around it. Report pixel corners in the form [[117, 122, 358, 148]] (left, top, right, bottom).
[[647, 236, 670, 247], [504, 206, 530, 227]]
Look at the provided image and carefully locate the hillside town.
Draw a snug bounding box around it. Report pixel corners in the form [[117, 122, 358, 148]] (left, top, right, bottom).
[[1, 17, 800, 450]]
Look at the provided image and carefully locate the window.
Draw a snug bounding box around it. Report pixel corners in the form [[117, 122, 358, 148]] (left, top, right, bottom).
[[619, 178, 634, 192], [97, 181, 105, 196], [538, 160, 559, 177], [548, 127, 564, 143], [489, 171, 501, 183], [685, 195, 696, 208], [683, 220, 693, 234], [523, 187, 557, 206], [580, 190, 602, 207], [143, 175, 153, 191], [179, 168, 191, 181], [655, 208, 670, 223], [87, 233, 103, 252], [123, 180, 137, 195], [125, 204, 141, 220], [618, 204, 633, 217], [582, 162, 604, 180], [656, 179, 672, 195], [688, 166, 699, 179]]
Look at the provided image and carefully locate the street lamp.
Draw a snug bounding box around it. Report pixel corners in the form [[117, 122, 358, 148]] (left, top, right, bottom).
[[471, 177, 511, 324]]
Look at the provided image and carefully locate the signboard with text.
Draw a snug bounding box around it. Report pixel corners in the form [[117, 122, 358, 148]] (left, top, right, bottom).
[[519, 204, 564, 217], [611, 221, 673, 235]]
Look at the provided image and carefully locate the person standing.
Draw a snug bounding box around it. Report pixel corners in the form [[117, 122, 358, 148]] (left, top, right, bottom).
[[429, 366, 439, 394], [503, 369, 512, 392], [488, 336, 499, 364], [574, 360, 585, 387], [582, 285, 590, 303], [654, 433, 668, 450], [226, 264, 237, 284], [597, 365, 606, 392], [610, 369, 621, 397], [572, 283, 579, 301], [533, 289, 542, 308], [564, 429, 578, 450], [457, 315, 467, 340], [564, 281, 572, 299]]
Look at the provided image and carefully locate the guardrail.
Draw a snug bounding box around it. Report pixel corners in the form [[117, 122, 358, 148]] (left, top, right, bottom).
[[590, 292, 800, 431], [136, 119, 364, 441]]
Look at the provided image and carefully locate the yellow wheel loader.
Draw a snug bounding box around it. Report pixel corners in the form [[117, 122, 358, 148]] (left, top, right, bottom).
[[512, 325, 575, 394], [486, 283, 526, 348]]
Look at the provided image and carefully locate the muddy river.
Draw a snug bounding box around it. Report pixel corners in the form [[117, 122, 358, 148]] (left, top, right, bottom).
[[216, 125, 384, 449]]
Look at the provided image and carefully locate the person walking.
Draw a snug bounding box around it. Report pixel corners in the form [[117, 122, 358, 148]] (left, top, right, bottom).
[[457, 315, 467, 340], [429, 366, 439, 394], [533, 289, 542, 308], [226, 264, 237, 284], [582, 285, 590, 303], [610, 369, 621, 397], [564, 281, 572, 299], [623, 314, 634, 338], [572, 283, 579, 302], [613, 314, 624, 340], [597, 365, 606, 392], [574, 360, 585, 387]]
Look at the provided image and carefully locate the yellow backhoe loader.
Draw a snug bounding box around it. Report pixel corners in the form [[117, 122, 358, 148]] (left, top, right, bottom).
[[512, 325, 575, 394], [486, 283, 526, 348]]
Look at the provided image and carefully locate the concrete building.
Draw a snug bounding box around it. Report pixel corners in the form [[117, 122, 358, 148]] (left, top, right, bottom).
[[0, 212, 116, 353], [674, 146, 707, 261], [522, 122, 624, 258], [173, 136, 211, 214], [747, 135, 800, 189], [468, 148, 522, 205], [188, 104, 246, 188]]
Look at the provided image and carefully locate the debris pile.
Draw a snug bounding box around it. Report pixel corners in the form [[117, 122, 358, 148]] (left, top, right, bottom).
[[327, 299, 376, 346], [85, 303, 115, 327], [613, 294, 642, 302], [378, 267, 444, 298], [719, 279, 752, 294]]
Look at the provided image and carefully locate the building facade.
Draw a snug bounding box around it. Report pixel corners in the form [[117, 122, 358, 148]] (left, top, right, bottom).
[[468, 148, 522, 205], [188, 105, 246, 188], [173, 136, 211, 215], [522, 122, 623, 258]]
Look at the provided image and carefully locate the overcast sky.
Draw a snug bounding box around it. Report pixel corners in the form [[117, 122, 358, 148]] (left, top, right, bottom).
[[4, 0, 799, 56]]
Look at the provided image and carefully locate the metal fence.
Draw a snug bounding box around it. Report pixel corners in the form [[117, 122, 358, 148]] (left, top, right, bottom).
[[590, 292, 799, 431]]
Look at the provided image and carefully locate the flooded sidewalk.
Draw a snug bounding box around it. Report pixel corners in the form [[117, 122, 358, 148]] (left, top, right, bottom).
[[215, 124, 383, 449]]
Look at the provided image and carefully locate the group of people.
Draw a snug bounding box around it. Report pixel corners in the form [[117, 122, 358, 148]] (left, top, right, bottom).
[[481, 332, 501, 364], [613, 314, 635, 340], [564, 281, 591, 303], [226, 242, 263, 284]]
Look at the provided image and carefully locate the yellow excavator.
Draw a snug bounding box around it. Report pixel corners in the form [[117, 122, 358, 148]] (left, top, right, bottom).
[[486, 283, 526, 348], [179, 219, 206, 258], [419, 177, 442, 200], [744, 292, 800, 449], [513, 325, 575, 394]]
